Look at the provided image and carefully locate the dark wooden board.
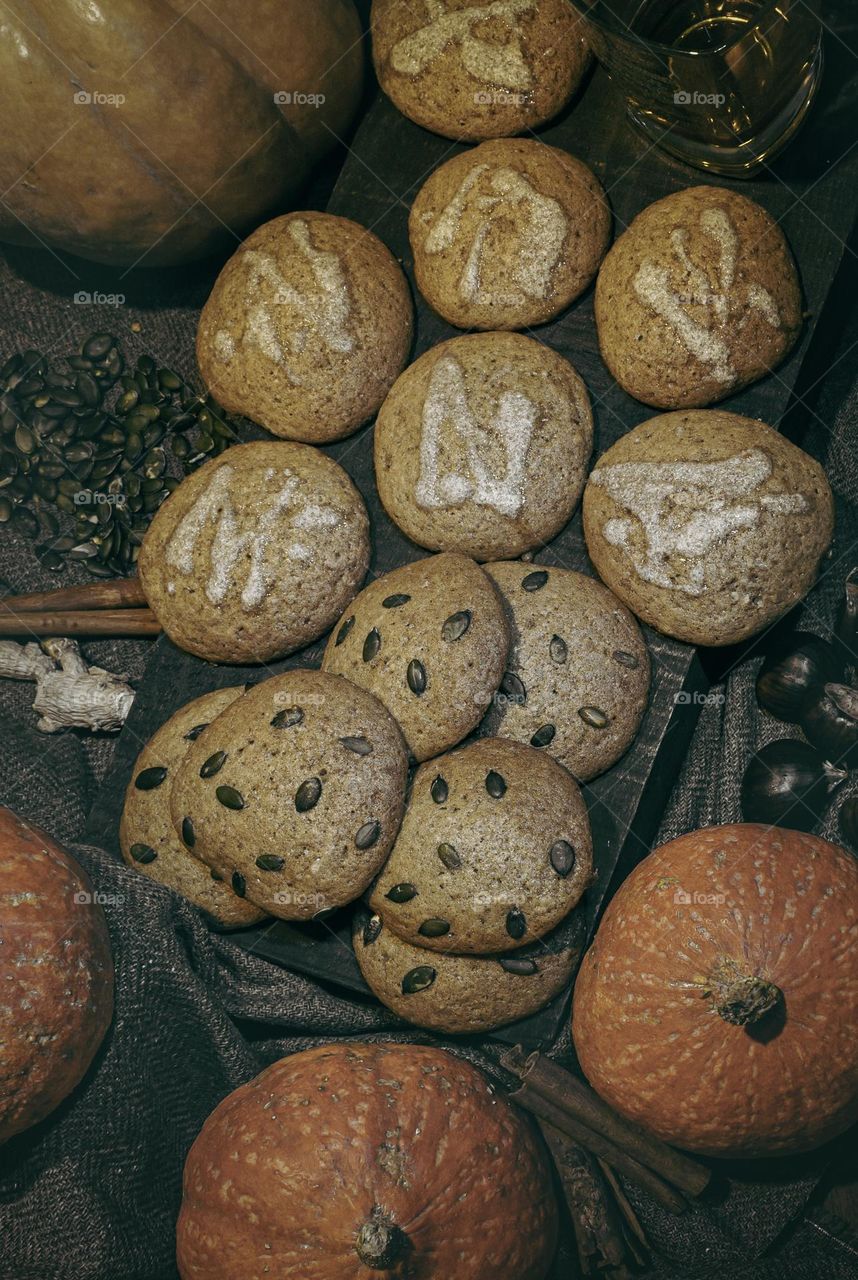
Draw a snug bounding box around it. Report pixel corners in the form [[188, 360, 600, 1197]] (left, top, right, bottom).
[[87, 15, 858, 1048]]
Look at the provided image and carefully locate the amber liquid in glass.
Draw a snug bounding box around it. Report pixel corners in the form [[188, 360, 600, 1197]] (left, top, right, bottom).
[[578, 0, 823, 174]]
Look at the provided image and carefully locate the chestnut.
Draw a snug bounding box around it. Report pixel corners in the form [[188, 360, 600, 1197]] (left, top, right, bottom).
[[756, 632, 839, 722], [801, 683, 858, 768], [740, 739, 844, 832]]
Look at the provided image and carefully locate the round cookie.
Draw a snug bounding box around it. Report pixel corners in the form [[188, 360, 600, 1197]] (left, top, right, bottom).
[[595, 186, 802, 409], [120, 687, 266, 930], [410, 139, 610, 331], [354, 904, 587, 1034], [582, 412, 834, 647], [482, 562, 650, 781], [197, 211, 413, 442], [372, 0, 590, 142], [170, 670, 409, 920], [374, 332, 593, 561], [139, 441, 370, 664], [369, 738, 592, 953], [322, 552, 509, 761]]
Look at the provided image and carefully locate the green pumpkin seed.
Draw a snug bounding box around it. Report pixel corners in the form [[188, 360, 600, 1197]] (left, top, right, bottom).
[[83, 333, 114, 360], [76, 373, 100, 407], [335, 615, 355, 646], [441, 609, 471, 642], [530, 724, 556, 748], [181, 817, 196, 847], [67, 542, 99, 561], [130, 843, 157, 865], [499, 956, 538, 975], [613, 650, 640, 669], [39, 549, 65, 572], [430, 775, 448, 804], [271, 706, 303, 729], [295, 777, 322, 812], [522, 570, 548, 591], [579, 706, 609, 729], [135, 766, 167, 790], [501, 671, 526, 702], [550, 840, 576, 878], [550, 635, 567, 664], [363, 627, 381, 662], [402, 966, 436, 995], [486, 770, 507, 798], [256, 853, 284, 872], [386, 882, 417, 903], [216, 785, 245, 810], [406, 658, 426, 695], [382, 593, 411, 608], [363, 915, 383, 945], [506, 908, 527, 939], [184, 723, 209, 741], [231, 871, 246, 898], [200, 751, 227, 778], [14, 425, 35, 454], [158, 369, 182, 392], [0, 495, 13, 522], [355, 819, 381, 850], [340, 735, 372, 755], [437, 842, 461, 870], [418, 918, 450, 938]]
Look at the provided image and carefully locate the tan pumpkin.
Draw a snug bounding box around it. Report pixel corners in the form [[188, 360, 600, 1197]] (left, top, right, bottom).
[[0, 0, 363, 265], [0, 805, 114, 1144], [572, 824, 858, 1158], [177, 1042, 558, 1279]]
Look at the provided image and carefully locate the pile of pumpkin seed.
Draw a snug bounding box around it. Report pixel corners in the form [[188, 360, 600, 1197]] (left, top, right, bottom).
[[0, 333, 243, 577]]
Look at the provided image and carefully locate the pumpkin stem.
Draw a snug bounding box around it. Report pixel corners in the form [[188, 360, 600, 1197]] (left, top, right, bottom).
[[355, 1209, 409, 1270], [706, 956, 782, 1027]]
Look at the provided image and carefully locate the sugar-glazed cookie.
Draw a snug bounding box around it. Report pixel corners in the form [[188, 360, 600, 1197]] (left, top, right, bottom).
[[374, 332, 593, 560], [372, 0, 590, 141], [322, 552, 509, 761], [410, 139, 610, 330], [595, 187, 802, 408], [582, 412, 834, 647], [170, 670, 408, 919], [369, 738, 592, 952], [139, 442, 370, 664], [354, 904, 586, 1034], [120, 687, 266, 929], [482, 561, 650, 781], [197, 212, 413, 442]]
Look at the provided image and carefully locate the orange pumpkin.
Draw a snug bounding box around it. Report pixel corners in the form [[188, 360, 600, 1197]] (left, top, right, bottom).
[[177, 1042, 558, 1279], [573, 824, 858, 1158], [0, 806, 114, 1144], [0, 0, 363, 265]]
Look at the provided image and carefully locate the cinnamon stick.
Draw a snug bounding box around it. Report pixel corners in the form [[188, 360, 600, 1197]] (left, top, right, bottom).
[[539, 1121, 636, 1278], [508, 1075, 687, 1215], [502, 1047, 710, 1199], [597, 1156, 650, 1267], [0, 608, 161, 638], [0, 576, 147, 612]]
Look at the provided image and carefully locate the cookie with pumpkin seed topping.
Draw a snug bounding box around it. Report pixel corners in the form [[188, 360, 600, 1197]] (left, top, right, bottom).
[[169, 670, 408, 920], [120, 687, 266, 930], [321, 552, 510, 761], [354, 904, 586, 1034], [369, 738, 592, 953], [482, 561, 650, 781]]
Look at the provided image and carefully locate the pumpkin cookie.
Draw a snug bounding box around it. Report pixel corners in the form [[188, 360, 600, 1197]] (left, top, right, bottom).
[[595, 187, 802, 408], [375, 332, 593, 561], [410, 139, 610, 331], [582, 412, 834, 647], [139, 441, 370, 664], [321, 552, 509, 761], [170, 670, 408, 919], [369, 738, 592, 952], [197, 211, 413, 442], [120, 688, 266, 930], [372, 0, 590, 141], [354, 904, 586, 1034], [482, 562, 650, 781]]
